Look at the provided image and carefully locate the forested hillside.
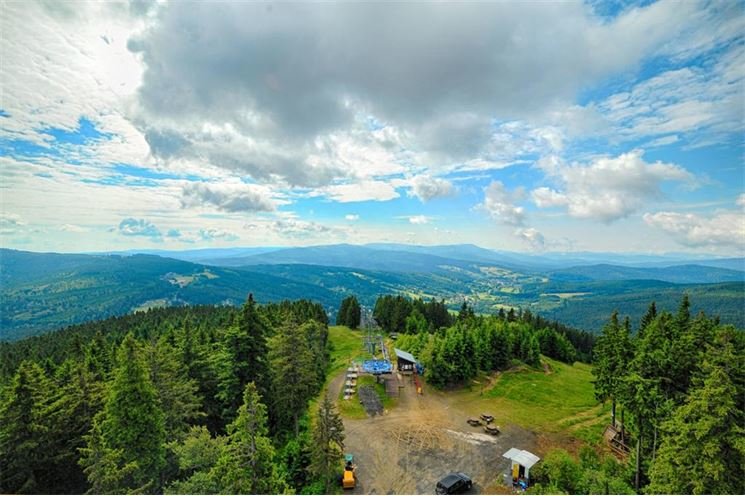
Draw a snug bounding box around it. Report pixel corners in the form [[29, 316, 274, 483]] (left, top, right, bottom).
[[0, 296, 337, 494], [3, 249, 744, 341], [0, 249, 337, 341], [532, 297, 745, 494]]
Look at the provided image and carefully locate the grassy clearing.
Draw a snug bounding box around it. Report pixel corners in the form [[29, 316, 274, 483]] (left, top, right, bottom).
[[308, 325, 367, 416], [450, 356, 606, 440], [327, 325, 368, 376]]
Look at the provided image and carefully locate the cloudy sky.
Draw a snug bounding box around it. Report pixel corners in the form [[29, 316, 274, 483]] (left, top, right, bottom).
[[1, 0, 743, 254]]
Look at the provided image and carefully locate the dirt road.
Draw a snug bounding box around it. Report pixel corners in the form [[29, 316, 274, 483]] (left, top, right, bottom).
[[334, 372, 537, 494]]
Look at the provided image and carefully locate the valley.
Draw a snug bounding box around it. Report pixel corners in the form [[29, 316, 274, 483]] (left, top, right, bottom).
[[2, 245, 744, 341]]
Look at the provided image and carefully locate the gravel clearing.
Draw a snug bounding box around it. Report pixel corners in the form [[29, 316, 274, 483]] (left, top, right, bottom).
[[338, 373, 538, 494]]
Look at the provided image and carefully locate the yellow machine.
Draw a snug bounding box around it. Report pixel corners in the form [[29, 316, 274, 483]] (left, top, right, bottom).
[[343, 469, 355, 489], [342, 454, 356, 489]]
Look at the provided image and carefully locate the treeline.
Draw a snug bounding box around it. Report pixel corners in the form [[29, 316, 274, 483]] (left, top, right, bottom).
[[394, 302, 582, 388], [533, 296, 745, 495], [0, 296, 342, 494], [335, 295, 361, 329], [373, 295, 453, 334], [372, 295, 594, 362]]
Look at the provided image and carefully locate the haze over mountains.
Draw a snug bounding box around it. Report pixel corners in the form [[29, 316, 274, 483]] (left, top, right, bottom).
[[2, 244, 743, 342]]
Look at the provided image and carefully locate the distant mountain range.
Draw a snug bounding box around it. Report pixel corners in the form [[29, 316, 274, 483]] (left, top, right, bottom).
[[103, 243, 745, 271], [1, 245, 743, 341]]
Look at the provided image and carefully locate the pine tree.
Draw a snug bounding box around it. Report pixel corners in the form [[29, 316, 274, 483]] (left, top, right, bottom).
[[347, 296, 361, 329], [45, 360, 105, 493], [166, 426, 225, 494], [639, 301, 657, 334], [648, 327, 745, 494], [80, 334, 166, 493], [311, 395, 345, 493], [593, 311, 631, 428], [269, 322, 318, 434], [0, 361, 52, 494], [143, 336, 203, 439], [214, 383, 285, 494], [216, 294, 270, 425], [336, 298, 350, 326]]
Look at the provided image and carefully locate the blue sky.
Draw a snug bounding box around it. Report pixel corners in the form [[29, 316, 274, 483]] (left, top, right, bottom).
[[1, 0, 743, 255]]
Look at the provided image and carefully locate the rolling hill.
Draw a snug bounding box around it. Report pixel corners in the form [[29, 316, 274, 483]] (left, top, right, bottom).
[[200, 244, 498, 272], [2, 247, 743, 341], [549, 263, 745, 284], [0, 249, 337, 341]]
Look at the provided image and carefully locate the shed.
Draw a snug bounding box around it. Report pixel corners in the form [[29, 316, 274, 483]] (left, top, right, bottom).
[[394, 348, 418, 372], [502, 448, 540, 483]]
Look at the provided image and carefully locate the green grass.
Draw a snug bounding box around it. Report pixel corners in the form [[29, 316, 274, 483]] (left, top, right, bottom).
[[450, 356, 605, 438], [308, 326, 367, 416], [327, 325, 368, 376]]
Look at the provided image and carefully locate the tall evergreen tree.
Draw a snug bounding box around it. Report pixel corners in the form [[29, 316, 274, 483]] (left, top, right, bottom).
[[0, 361, 51, 494], [269, 322, 317, 434], [593, 311, 631, 428], [143, 336, 203, 439], [45, 360, 105, 493], [347, 296, 361, 329], [311, 395, 345, 493], [216, 294, 270, 425], [336, 298, 350, 326], [79, 334, 166, 493], [648, 328, 745, 494], [214, 383, 285, 494]]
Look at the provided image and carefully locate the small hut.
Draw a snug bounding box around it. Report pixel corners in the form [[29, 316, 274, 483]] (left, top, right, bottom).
[[394, 348, 418, 373], [502, 448, 540, 487]]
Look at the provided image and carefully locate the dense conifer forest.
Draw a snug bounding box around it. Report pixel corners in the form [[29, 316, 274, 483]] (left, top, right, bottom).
[[0, 296, 336, 494]]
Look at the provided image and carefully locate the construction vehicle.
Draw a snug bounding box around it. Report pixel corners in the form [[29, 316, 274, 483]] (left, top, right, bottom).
[[342, 454, 356, 489]]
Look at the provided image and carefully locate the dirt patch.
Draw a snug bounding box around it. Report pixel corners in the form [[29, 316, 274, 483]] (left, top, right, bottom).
[[341, 373, 538, 494], [358, 385, 384, 416]]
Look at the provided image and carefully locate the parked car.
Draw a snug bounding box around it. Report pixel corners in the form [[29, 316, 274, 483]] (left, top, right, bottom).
[[435, 473, 472, 494]]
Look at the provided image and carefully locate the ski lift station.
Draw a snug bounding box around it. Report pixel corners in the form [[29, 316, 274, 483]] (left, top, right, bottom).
[[394, 348, 423, 374]]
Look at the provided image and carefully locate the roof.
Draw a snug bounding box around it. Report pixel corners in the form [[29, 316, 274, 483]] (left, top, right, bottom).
[[502, 448, 541, 469], [394, 348, 417, 363], [362, 359, 393, 374]]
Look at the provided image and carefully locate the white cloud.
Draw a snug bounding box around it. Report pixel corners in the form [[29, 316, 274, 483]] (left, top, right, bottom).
[[247, 218, 349, 239], [531, 150, 695, 223], [345, 214, 359, 221], [123, 0, 727, 185], [736, 194, 745, 208], [407, 215, 432, 225], [198, 228, 239, 242], [480, 181, 525, 226], [118, 218, 161, 239], [180, 182, 279, 213], [409, 175, 454, 202], [0, 214, 27, 236], [597, 44, 745, 147], [516, 228, 545, 251], [320, 180, 399, 203], [60, 224, 87, 233], [643, 210, 745, 249], [0, 1, 149, 161]]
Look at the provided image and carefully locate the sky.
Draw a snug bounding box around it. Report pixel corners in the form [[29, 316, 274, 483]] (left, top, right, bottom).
[[1, 0, 743, 255]]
